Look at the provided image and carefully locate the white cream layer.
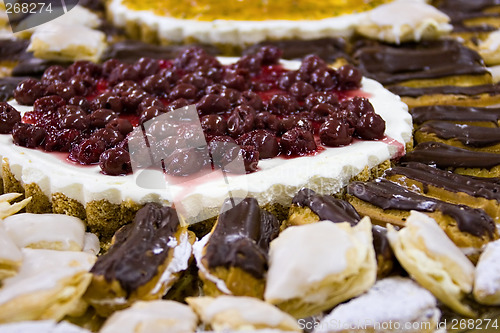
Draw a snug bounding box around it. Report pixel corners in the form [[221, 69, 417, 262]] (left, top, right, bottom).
[[2, 59, 412, 221]]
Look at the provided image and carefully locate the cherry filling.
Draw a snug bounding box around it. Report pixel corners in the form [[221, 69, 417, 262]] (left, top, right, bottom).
[[7, 46, 385, 176]]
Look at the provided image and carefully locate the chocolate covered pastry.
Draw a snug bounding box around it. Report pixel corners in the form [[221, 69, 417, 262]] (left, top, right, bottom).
[[354, 39, 491, 87], [415, 120, 500, 153], [194, 197, 280, 299], [385, 162, 500, 224], [84, 203, 194, 316], [411, 105, 500, 127], [286, 188, 360, 227], [402, 141, 500, 177], [347, 178, 497, 255]]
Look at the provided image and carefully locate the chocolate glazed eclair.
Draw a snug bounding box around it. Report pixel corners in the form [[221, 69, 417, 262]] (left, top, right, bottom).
[[194, 197, 280, 299], [402, 141, 500, 177], [84, 203, 195, 317], [287, 188, 395, 278], [347, 179, 498, 259], [385, 162, 500, 223]]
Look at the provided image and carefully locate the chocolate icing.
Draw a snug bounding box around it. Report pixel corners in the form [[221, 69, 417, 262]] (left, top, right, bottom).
[[243, 37, 349, 63], [437, 0, 500, 14], [203, 197, 280, 279], [0, 39, 30, 61], [402, 141, 500, 168], [387, 162, 500, 202], [353, 40, 487, 85], [90, 203, 180, 295], [389, 83, 500, 97], [0, 77, 27, 102], [418, 120, 500, 147], [292, 188, 360, 226], [411, 105, 500, 125], [348, 179, 496, 239], [11, 57, 69, 78], [103, 40, 220, 63]]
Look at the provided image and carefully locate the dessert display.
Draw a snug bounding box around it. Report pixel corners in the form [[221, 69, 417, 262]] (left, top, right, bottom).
[[84, 203, 194, 316], [186, 295, 300, 332], [387, 211, 476, 317], [4, 0, 500, 331], [194, 197, 280, 298], [99, 300, 198, 333], [315, 277, 441, 333], [410, 104, 500, 127], [264, 218, 376, 319]]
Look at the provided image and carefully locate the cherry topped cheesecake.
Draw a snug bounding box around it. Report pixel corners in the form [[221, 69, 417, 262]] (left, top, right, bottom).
[[0, 47, 411, 238]]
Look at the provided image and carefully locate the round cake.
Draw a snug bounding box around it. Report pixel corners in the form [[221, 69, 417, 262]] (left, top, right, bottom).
[[0, 50, 412, 238], [107, 0, 392, 46]]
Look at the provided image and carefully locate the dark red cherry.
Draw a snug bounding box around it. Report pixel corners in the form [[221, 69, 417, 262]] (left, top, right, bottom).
[[319, 119, 354, 147]]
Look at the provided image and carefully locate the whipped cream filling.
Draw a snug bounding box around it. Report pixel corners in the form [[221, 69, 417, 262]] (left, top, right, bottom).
[[107, 0, 366, 45], [192, 233, 232, 295], [150, 231, 192, 295], [2, 58, 412, 221]]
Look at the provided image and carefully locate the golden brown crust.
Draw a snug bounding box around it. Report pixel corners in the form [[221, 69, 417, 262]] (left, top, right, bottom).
[[200, 265, 266, 299], [2, 160, 25, 197], [24, 183, 52, 214], [396, 73, 492, 88], [51, 193, 87, 223]]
